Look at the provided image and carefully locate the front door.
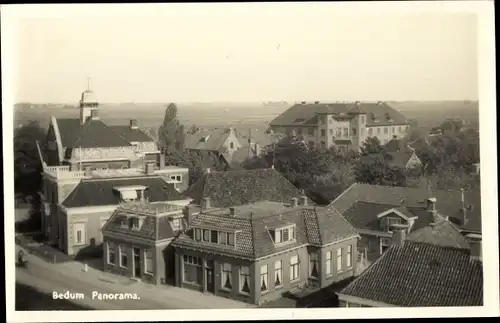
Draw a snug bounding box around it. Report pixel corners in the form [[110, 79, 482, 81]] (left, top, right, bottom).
[[133, 247, 141, 277], [206, 268, 214, 293]]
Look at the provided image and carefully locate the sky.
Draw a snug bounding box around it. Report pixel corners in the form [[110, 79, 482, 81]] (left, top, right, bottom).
[[8, 3, 479, 103]]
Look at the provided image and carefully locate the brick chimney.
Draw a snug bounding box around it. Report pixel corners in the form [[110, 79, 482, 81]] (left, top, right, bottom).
[[391, 224, 408, 247], [290, 197, 298, 208], [426, 197, 437, 211], [299, 195, 308, 206], [229, 207, 236, 216], [183, 205, 198, 226], [201, 197, 211, 210], [466, 233, 482, 261], [145, 162, 155, 175], [130, 119, 138, 129]]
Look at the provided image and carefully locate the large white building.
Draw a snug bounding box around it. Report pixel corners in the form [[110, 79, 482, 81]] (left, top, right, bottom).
[[268, 101, 410, 152]]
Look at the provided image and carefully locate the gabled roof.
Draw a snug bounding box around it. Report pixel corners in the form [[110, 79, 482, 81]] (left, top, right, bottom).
[[185, 128, 234, 152], [383, 138, 412, 153], [55, 118, 132, 148], [102, 202, 185, 241], [62, 176, 187, 208], [385, 151, 417, 168], [269, 102, 407, 128], [407, 219, 470, 249], [183, 168, 313, 208], [171, 202, 358, 259], [338, 241, 483, 307], [108, 125, 155, 143], [329, 183, 481, 233]]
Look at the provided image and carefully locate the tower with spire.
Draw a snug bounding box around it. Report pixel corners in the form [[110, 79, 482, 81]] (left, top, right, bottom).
[[79, 77, 99, 124]]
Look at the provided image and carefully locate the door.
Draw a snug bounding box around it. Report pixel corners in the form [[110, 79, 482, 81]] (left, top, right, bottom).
[[206, 268, 214, 293], [133, 247, 141, 277]]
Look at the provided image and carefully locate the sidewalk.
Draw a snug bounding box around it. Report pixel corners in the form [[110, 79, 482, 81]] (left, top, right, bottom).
[[16, 245, 255, 309]]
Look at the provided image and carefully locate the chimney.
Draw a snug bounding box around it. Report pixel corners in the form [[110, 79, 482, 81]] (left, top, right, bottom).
[[301, 101, 306, 104], [377, 101, 384, 106], [159, 154, 165, 170], [90, 109, 99, 120], [229, 207, 236, 216], [145, 162, 155, 175], [183, 205, 198, 226], [461, 188, 468, 225], [254, 143, 261, 156], [466, 233, 482, 261], [130, 119, 138, 129], [429, 222, 436, 230], [390, 224, 408, 247], [290, 197, 298, 208], [314, 101, 320, 104], [426, 197, 437, 211], [201, 197, 211, 210], [355, 101, 360, 106], [299, 195, 308, 206]]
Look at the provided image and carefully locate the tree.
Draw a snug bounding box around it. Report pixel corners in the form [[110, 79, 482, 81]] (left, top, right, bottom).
[[14, 121, 46, 197], [360, 137, 384, 155], [157, 103, 184, 153], [353, 154, 407, 187]]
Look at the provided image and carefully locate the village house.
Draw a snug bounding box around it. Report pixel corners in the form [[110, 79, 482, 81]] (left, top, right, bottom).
[[336, 220, 483, 307], [268, 101, 410, 152], [102, 201, 187, 285], [382, 138, 423, 170], [171, 197, 359, 306], [329, 183, 481, 264], [37, 86, 190, 254]]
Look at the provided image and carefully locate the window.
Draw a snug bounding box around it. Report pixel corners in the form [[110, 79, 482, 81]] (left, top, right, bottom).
[[171, 218, 181, 231], [73, 223, 86, 245], [336, 248, 342, 273], [343, 128, 349, 138], [229, 142, 234, 149], [352, 128, 357, 136], [131, 218, 139, 229], [119, 244, 128, 268], [360, 115, 365, 123], [385, 216, 402, 232], [308, 141, 315, 148], [368, 128, 373, 136], [320, 141, 326, 149], [398, 126, 402, 133], [239, 266, 251, 294], [221, 263, 232, 290], [195, 228, 202, 241], [325, 251, 332, 276], [219, 231, 227, 245], [260, 264, 268, 292], [329, 118, 333, 124], [309, 253, 319, 278], [145, 249, 154, 274], [392, 127, 395, 133], [203, 229, 210, 242], [227, 233, 235, 246], [275, 260, 283, 287], [308, 128, 314, 136], [320, 116, 326, 124], [273, 226, 296, 244], [346, 245, 352, 268], [176, 175, 182, 182], [210, 230, 218, 243], [108, 243, 116, 265], [336, 129, 342, 137], [321, 129, 326, 137], [183, 255, 203, 285], [361, 128, 365, 136], [329, 129, 333, 135], [290, 255, 300, 281], [377, 128, 381, 135], [381, 237, 391, 254], [384, 127, 388, 134]]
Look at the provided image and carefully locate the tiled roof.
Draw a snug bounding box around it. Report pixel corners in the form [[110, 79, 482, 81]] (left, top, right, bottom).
[[407, 220, 470, 249], [329, 183, 481, 233], [108, 125, 156, 143], [185, 128, 233, 152], [269, 102, 407, 128], [338, 241, 483, 307], [383, 138, 412, 153], [55, 118, 132, 148], [103, 203, 184, 240], [62, 176, 188, 208], [171, 202, 358, 259], [183, 168, 313, 208]]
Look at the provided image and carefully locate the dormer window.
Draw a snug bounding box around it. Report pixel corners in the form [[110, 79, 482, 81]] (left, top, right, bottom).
[[114, 185, 147, 202], [193, 227, 236, 246], [381, 216, 402, 232], [131, 217, 140, 230], [270, 225, 296, 245], [171, 217, 182, 231]]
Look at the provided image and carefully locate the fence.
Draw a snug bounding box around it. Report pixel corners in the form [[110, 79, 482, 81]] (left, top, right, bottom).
[[15, 234, 59, 264]]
